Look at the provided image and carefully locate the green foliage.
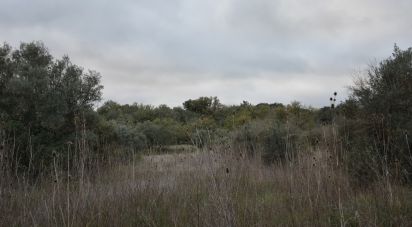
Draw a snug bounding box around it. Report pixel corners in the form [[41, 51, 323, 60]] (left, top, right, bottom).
[[253, 103, 271, 119], [350, 45, 412, 183], [183, 96, 222, 115], [139, 118, 185, 146], [352, 45, 412, 124], [0, 42, 103, 172]]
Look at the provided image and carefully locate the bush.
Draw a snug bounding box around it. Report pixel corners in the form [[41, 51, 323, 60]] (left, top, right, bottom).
[[350, 45, 412, 183]]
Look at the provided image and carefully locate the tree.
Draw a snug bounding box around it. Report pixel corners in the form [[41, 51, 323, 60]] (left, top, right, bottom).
[[351, 44, 412, 183], [0, 42, 103, 172], [352, 45, 412, 128], [183, 96, 221, 115]]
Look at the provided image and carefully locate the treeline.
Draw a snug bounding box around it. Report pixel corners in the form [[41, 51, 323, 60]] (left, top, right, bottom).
[[0, 42, 411, 185], [97, 98, 291, 149]]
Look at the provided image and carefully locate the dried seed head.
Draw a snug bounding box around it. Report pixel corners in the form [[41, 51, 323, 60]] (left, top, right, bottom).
[[330, 97, 333, 101], [334, 92, 337, 96], [226, 167, 229, 174]]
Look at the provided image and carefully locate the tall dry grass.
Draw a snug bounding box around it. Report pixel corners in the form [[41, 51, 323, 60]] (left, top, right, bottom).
[[1, 144, 411, 227]]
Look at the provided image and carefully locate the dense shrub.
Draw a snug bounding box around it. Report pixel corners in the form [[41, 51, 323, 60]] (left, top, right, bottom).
[[350, 45, 412, 183]]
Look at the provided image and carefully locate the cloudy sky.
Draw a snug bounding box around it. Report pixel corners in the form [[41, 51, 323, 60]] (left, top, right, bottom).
[[1, 0, 411, 107]]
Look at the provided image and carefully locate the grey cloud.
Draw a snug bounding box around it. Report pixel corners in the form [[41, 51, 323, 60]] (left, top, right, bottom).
[[1, 0, 411, 107]]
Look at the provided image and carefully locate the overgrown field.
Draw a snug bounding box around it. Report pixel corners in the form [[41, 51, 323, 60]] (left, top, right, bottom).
[[1, 146, 412, 227], [1, 41, 412, 226]]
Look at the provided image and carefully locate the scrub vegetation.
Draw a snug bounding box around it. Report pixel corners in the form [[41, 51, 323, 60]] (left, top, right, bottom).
[[1, 42, 412, 226]]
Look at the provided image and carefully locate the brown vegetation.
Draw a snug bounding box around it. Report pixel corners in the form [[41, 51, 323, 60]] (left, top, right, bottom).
[[1, 143, 411, 226]]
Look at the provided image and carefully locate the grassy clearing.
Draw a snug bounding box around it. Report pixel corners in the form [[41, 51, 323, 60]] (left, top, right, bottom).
[[1, 147, 411, 227]]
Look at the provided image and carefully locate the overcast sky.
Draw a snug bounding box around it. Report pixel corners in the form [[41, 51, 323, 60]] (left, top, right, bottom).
[[1, 0, 411, 107]]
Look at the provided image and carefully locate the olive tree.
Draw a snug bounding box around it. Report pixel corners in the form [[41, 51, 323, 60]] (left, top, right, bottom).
[[0, 42, 103, 173]]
